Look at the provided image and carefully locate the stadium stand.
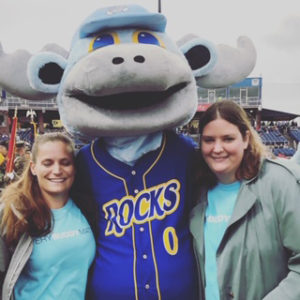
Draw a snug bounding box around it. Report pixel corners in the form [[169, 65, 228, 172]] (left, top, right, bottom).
[[257, 121, 299, 158], [289, 128, 300, 143], [272, 147, 295, 157], [1, 77, 299, 157], [259, 129, 289, 145]]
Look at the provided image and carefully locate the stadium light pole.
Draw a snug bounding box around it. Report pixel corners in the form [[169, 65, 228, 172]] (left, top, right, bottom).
[[256, 105, 262, 131], [158, 0, 162, 12]]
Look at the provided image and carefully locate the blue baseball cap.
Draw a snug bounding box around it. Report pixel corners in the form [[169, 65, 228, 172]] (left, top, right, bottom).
[[78, 4, 167, 38]]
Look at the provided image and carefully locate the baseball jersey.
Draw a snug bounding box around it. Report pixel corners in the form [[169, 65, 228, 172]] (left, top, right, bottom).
[[74, 131, 198, 300]]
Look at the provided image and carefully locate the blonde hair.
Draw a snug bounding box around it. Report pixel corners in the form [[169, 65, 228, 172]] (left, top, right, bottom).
[[0, 132, 75, 247]]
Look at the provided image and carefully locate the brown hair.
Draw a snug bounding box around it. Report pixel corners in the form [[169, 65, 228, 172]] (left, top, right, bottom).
[[0, 132, 75, 247], [196, 100, 267, 188]]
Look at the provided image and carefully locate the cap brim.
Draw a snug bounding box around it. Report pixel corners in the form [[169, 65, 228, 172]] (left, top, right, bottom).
[[79, 10, 167, 38]]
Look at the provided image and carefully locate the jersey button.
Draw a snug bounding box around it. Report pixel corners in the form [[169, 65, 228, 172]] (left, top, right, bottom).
[[228, 291, 234, 298], [139, 227, 145, 232], [142, 254, 148, 259], [145, 284, 150, 290], [131, 170, 136, 175], [134, 189, 139, 194]]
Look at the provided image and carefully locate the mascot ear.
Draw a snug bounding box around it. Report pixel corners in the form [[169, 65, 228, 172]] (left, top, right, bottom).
[[177, 34, 217, 77], [27, 52, 67, 94]]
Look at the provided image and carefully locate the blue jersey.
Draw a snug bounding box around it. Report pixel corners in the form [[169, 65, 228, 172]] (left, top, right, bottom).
[[75, 131, 198, 300]]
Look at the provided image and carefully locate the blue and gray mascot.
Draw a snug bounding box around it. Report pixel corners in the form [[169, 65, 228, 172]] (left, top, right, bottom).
[[0, 4, 256, 299]]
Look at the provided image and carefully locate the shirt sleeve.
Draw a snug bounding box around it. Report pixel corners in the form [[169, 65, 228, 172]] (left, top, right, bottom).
[[263, 165, 300, 300], [0, 232, 10, 296]]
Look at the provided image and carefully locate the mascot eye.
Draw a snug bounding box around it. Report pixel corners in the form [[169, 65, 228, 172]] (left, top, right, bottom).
[[133, 31, 164, 47], [89, 33, 118, 52]]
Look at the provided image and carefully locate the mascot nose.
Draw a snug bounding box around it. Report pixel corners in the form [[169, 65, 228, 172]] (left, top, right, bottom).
[[112, 57, 124, 64], [112, 55, 146, 65], [133, 55, 145, 63]]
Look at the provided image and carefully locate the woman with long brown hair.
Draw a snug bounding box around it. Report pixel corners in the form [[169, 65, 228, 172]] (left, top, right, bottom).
[[0, 132, 95, 300], [190, 100, 300, 300]]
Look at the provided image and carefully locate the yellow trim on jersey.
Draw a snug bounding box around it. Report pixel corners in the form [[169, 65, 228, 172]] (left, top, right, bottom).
[[131, 225, 139, 300], [91, 140, 139, 299], [90, 135, 167, 300], [143, 133, 166, 300], [143, 133, 166, 186], [90, 140, 129, 195], [102, 179, 180, 237], [148, 221, 162, 300], [163, 227, 178, 255]]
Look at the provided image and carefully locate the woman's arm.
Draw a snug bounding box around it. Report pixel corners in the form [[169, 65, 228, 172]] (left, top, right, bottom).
[[0, 233, 10, 299], [263, 165, 300, 299]]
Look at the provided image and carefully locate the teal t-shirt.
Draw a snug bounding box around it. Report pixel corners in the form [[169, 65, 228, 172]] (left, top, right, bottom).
[[204, 181, 241, 300], [14, 199, 96, 300]]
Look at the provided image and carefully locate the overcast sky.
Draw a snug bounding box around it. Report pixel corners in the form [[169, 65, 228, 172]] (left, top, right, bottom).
[[0, 0, 299, 113]]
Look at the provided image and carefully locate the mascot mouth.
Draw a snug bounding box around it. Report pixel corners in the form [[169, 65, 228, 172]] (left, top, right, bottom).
[[68, 82, 187, 110]]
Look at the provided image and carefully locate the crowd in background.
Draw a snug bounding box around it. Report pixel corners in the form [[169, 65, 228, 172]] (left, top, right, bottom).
[[0, 139, 31, 191], [1, 119, 300, 192]]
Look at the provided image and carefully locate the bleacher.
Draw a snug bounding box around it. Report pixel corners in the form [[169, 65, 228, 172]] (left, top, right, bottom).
[[272, 147, 295, 157], [17, 129, 33, 144], [257, 122, 300, 158], [289, 128, 300, 143], [259, 129, 289, 145]]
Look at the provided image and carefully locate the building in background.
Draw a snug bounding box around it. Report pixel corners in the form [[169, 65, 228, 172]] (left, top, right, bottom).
[[189, 77, 299, 132], [1, 77, 300, 157], [0, 92, 61, 137]]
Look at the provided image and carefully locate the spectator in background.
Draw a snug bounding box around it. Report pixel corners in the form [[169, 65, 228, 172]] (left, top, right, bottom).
[[291, 142, 300, 165], [24, 148, 31, 161], [0, 140, 8, 163], [0, 141, 31, 191], [14, 141, 30, 177], [0, 140, 8, 190]]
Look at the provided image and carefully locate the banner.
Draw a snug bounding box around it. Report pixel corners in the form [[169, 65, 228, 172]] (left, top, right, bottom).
[[52, 119, 63, 128], [5, 109, 18, 174], [29, 120, 37, 145]]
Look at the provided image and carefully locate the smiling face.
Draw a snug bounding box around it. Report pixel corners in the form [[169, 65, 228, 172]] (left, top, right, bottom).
[[201, 118, 249, 184], [30, 141, 75, 208]]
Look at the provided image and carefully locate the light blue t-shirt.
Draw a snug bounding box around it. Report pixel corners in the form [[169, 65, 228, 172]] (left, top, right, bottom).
[[14, 199, 96, 300], [204, 181, 241, 300]]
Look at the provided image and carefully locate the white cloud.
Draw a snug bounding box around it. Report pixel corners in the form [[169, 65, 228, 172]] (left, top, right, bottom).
[[0, 0, 299, 112], [264, 15, 300, 52]]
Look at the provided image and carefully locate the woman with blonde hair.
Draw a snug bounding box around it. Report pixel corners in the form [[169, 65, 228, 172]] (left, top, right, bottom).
[[190, 100, 300, 299], [0, 132, 95, 300]]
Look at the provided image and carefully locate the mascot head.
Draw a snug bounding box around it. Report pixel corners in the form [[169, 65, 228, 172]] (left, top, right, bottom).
[[0, 4, 256, 140]]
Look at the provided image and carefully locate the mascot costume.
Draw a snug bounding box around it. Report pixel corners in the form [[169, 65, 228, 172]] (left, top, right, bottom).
[[0, 4, 256, 299]]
